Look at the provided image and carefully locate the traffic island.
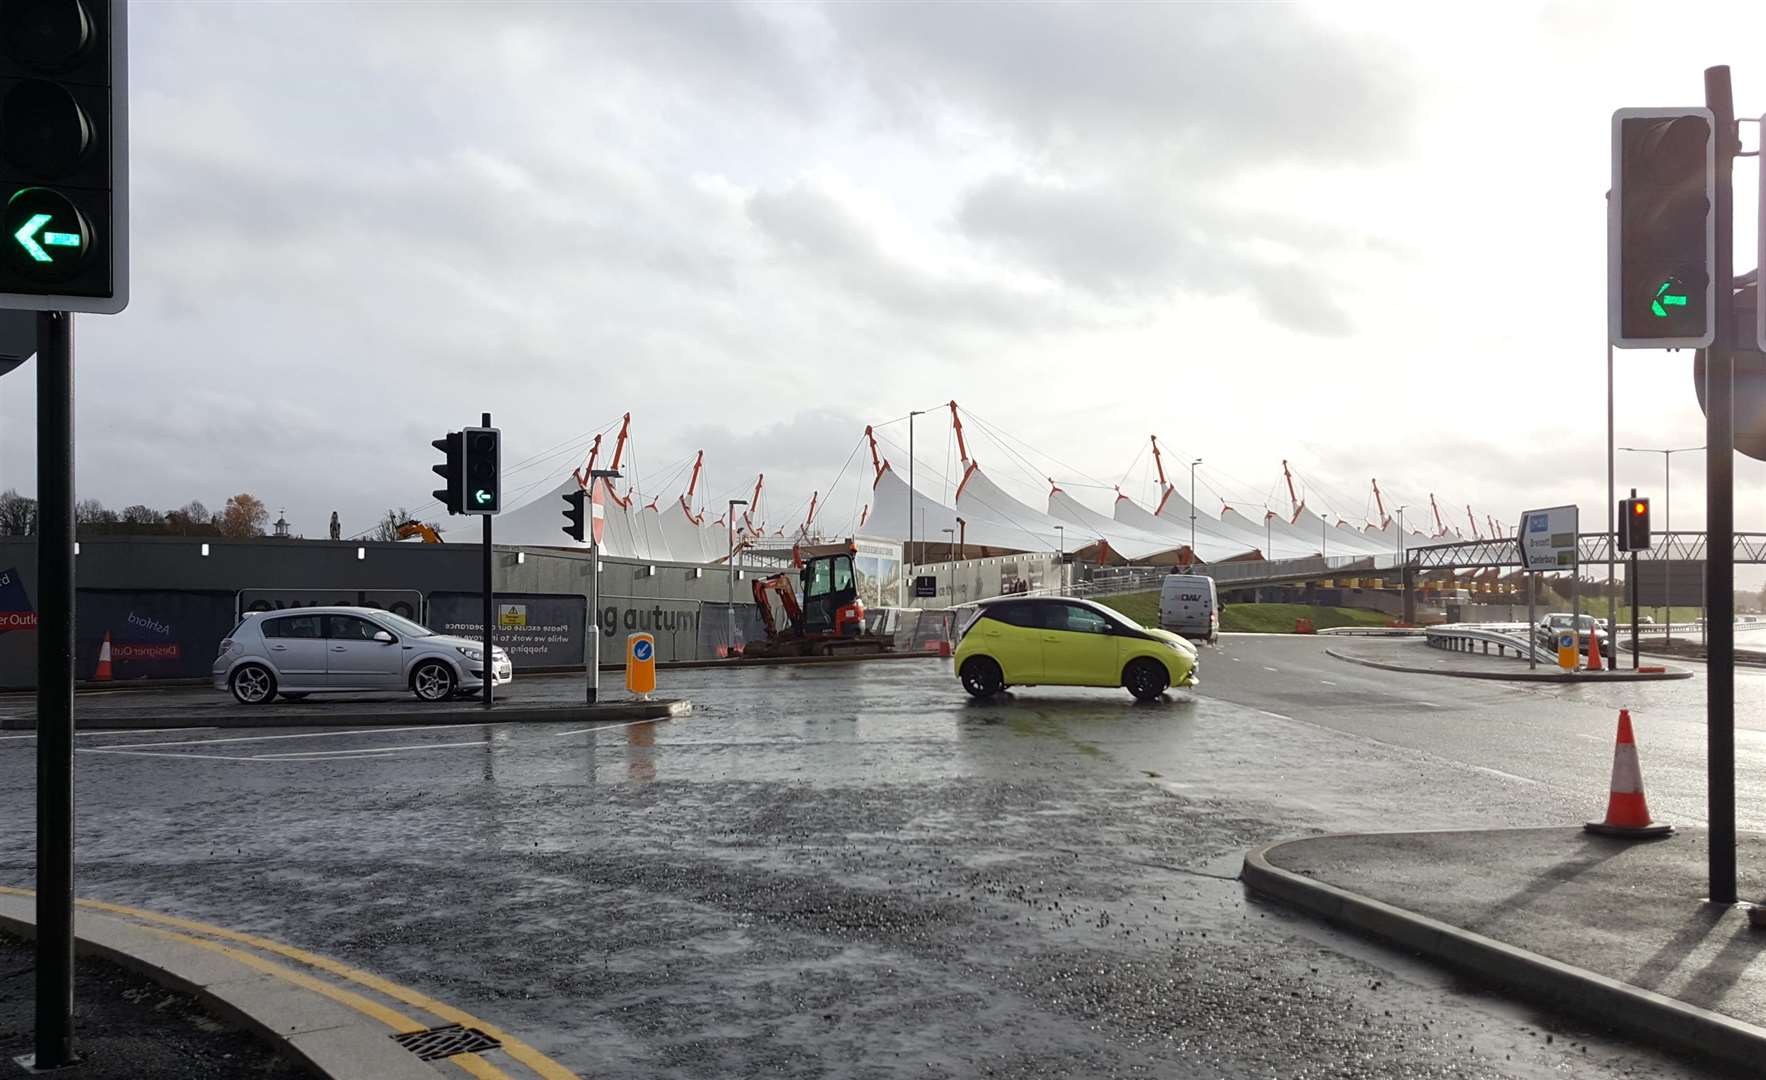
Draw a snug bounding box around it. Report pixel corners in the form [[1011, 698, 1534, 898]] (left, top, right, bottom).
[[0, 889, 580, 1079], [1243, 828, 1766, 1075], [1324, 645, 1693, 682], [0, 697, 689, 731]]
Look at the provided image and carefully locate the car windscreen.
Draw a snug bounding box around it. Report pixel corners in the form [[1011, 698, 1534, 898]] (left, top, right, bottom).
[[371, 611, 436, 638]]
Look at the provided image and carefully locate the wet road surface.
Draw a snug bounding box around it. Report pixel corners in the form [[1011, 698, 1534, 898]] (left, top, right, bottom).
[[2, 636, 1758, 1078]]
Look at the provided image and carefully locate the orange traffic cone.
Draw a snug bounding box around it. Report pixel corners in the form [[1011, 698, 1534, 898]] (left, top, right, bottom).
[[1587, 633, 1603, 671], [1584, 709, 1672, 838], [94, 632, 113, 682]]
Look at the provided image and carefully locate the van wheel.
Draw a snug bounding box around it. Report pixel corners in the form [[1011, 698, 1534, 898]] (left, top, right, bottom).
[[1124, 658, 1169, 702], [960, 657, 1005, 698]]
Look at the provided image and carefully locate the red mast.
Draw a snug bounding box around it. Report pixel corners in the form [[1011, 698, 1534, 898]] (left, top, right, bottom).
[[801, 491, 819, 538], [948, 400, 979, 501], [1371, 479, 1389, 529], [1282, 460, 1301, 522], [572, 433, 604, 489], [1429, 494, 1445, 536], [864, 425, 889, 482], [677, 450, 705, 524], [605, 414, 633, 508], [741, 473, 764, 534], [1151, 435, 1175, 515]]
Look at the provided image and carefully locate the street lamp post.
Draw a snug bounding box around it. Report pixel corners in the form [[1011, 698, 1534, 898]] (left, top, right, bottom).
[[1619, 446, 1703, 647], [1189, 458, 1202, 556], [1055, 526, 1064, 588], [941, 527, 954, 559], [908, 409, 925, 565], [727, 498, 748, 652]]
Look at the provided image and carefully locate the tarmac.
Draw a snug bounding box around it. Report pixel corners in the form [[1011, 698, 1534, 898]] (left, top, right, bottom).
[[0, 691, 690, 730], [1244, 827, 1766, 1074]]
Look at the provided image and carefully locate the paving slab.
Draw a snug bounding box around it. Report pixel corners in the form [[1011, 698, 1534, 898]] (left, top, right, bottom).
[[1245, 827, 1766, 1074]]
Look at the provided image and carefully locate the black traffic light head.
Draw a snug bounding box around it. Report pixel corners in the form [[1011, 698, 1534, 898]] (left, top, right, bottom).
[[0, 0, 126, 313], [1618, 496, 1651, 552], [1609, 108, 1713, 349], [462, 426, 500, 515], [561, 486, 586, 542], [431, 431, 463, 515]]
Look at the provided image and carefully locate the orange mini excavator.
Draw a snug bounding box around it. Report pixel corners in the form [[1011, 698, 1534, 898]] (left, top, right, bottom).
[[743, 542, 895, 658]]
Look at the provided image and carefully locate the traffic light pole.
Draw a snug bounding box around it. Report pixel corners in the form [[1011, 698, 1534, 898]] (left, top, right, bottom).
[[33, 311, 76, 1070], [1630, 550, 1640, 670], [1703, 64, 1736, 905], [482, 411, 494, 712]]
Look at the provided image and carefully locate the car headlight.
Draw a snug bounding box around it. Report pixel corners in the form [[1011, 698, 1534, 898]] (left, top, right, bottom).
[[456, 646, 483, 662]]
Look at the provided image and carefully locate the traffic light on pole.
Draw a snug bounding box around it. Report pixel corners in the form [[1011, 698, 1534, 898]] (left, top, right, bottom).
[[431, 430, 463, 515], [1618, 496, 1651, 552], [561, 487, 586, 542], [1609, 108, 1714, 349], [0, 0, 127, 312], [462, 426, 500, 515]]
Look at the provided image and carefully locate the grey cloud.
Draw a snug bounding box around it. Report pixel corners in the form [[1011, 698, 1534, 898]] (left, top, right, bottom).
[[826, 2, 1417, 169], [958, 175, 1355, 336]]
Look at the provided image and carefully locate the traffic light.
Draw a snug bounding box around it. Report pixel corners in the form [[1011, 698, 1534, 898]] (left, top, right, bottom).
[[1618, 496, 1651, 552], [431, 430, 462, 515], [561, 487, 586, 542], [462, 426, 500, 514], [0, 0, 127, 313], [1609, 108, 1714, 349]]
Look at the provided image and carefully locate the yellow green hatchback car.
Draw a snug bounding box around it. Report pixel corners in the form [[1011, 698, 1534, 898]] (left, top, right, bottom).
[[954, 596, 1198, 702]]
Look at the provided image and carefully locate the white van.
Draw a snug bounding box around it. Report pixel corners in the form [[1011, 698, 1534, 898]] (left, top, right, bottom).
[[1159, 574, 1219, 644]]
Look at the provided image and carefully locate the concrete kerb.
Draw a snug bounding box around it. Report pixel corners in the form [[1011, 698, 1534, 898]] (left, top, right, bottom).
[[1324, 647, 1693, 682], [0, 895, 439, 1080], [0, 698, 690, 731], [1240, 840, 1766, 1076]]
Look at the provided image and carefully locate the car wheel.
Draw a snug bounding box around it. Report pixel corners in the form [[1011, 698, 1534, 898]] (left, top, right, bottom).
[[959, 657, 1005, 698], [1124, 658, 1169, 702], [229, 664, 276, 706], [279, 692, 310, 702], [411, 660, 457, 702]]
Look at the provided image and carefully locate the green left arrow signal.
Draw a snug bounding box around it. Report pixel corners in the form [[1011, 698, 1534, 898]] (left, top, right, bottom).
[[1651, 279, 1689, 318], [474, 489, 494, 505], [13, 213, 79, 263]]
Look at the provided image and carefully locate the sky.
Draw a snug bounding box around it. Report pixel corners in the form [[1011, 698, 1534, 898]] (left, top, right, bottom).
[[3, 0, 1766, 558]]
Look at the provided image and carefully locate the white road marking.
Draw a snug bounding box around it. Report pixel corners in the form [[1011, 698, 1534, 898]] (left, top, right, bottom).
[[79, 748, 265, 763], [0, 727, 212, 741], [1262, 666, 1279, 673], [1231, 657, 1242, 663], [1319, 680, 1337, 686], [1417, 701, 1442, 709], [551, 718, 671, 737], [255, 740, 489, 759], [89, 725, 456, 751]]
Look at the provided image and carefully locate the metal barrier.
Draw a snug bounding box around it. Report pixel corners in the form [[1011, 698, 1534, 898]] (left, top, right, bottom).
[[1422, 624, 1557, 664]]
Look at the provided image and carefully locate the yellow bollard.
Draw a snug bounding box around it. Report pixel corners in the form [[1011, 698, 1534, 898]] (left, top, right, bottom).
[[626, 632, 656, 698]]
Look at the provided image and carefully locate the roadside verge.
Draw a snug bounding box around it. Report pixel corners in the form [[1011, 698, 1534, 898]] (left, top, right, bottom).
[[0, 697, 690, 731]]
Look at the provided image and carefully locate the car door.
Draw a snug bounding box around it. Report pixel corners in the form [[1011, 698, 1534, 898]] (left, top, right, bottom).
[[323, 613, 403, 689], [969, 601, 1042, 684], [1038, 602, 1121, 686], [259, 613, 326, 684]]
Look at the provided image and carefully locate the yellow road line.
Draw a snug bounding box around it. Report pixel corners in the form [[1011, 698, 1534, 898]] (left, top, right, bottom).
[[0, 886, 577, 1079], [143, 926, 506, 1080]]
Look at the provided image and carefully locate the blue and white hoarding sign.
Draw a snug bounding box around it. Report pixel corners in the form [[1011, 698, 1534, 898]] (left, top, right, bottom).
[[1518, 505, 1579, 571]]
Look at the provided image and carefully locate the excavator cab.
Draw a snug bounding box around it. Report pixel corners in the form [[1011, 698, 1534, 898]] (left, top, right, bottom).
[[800, 551, 864, 636]]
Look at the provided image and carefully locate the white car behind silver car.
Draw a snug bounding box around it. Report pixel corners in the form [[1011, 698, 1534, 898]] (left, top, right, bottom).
[[213, 606, 512, 704]]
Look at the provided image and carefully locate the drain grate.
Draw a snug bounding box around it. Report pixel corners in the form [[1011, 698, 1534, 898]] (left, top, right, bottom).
[[391, 1023, 502, 1061]]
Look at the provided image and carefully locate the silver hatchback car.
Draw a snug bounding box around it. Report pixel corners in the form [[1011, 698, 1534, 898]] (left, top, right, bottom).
[[213, 606, 512, 704]]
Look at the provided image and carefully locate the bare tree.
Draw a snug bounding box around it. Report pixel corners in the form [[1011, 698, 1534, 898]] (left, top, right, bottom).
[[372, 508, 410, 543], [75, 498, 117, 525], [179, 500, 212, 525], [120, 504, 161, 526], [0, 489, 36, 536], [218, 493, 269, 539]]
